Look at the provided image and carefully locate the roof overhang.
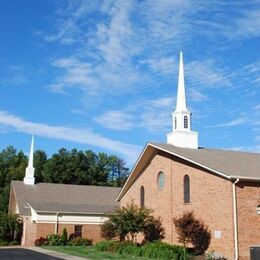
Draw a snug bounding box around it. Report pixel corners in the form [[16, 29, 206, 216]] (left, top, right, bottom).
[[116, 143, 260, 201]]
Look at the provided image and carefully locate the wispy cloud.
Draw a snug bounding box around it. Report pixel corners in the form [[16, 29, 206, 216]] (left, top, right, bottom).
[[0, 111, 141, 163], [208, 118, 248, 128], [95, 97, 174, 133]]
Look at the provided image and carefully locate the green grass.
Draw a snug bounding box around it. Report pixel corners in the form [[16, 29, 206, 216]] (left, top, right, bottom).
[[42, 246, 151, 259]]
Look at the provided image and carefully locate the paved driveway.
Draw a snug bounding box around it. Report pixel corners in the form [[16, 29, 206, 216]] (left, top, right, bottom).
[[0, 248, 61, 260]]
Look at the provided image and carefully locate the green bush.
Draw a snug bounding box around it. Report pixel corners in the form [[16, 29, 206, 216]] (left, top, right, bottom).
[[0, 241, 9, 246], [61, 228, 68, 245], [8, 240, 20, 246], [0, 213, 23, 243], [68, 237, 92, 246], [46, 234, 63, 246], [95, 240, 120, 252], [142, 241, 186, 259], [95, 240, 187, 259]]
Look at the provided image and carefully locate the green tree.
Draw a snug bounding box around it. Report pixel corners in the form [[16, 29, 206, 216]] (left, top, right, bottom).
[[0, 213, 23, 242], [34, 150, 47, 183], [101, 202, 165, 243]]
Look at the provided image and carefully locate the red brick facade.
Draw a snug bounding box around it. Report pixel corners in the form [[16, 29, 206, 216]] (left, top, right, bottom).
[[21, 218, 102, 246], [120, 151, 260, 259], [236, 182, 260, 259]]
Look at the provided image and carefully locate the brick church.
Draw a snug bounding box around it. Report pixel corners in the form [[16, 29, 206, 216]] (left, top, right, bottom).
[[9, 53, 259, 259], [117, 53, 260, 259]]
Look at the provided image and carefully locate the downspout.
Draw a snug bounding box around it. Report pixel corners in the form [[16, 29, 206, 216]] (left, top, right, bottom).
[[232, 178, 239, 260], [55, 212, 59, 234]]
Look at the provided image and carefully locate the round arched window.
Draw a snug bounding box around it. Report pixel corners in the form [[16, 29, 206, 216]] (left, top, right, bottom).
[[157, 172, 165, 190]]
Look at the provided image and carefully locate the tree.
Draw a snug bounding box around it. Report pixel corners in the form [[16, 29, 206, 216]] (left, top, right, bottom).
[[173, 211, 211, 254], [34, 150, 47, 183], [101, 202, 165, 243], [0, 213, 23, 242]]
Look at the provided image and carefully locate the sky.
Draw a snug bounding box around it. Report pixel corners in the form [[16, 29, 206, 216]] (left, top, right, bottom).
[[0, 0, 259, 165]]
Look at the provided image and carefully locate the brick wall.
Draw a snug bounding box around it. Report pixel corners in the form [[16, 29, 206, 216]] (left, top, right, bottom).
[[22, 221, 102, 246], [236, 181, 260, 259], [120, 151, 235, 259]]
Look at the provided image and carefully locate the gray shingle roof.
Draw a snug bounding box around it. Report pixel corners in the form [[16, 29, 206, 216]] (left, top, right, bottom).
[[11, 181, 121, 216], [151, 143, 260, 179]]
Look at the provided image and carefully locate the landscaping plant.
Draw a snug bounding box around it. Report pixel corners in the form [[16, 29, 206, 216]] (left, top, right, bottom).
[[174, 211, 211, 254]]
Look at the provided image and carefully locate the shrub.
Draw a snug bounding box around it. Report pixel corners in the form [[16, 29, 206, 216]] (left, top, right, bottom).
[[61, 228, 68, 245], [95, 240, 187, 259], [0, 241, 9, 246], [142, 241, 186, 259], [206, 251, 227, 260], [0, 213, 23, 243], [174, 211, 211, 254], [143, 216, 165, 243], [95, 240, 120, 252], [46, 234, 63, 246], [8, 240, 20, 246], [68, 237, 92, 246], [35, 237, 48, 246]]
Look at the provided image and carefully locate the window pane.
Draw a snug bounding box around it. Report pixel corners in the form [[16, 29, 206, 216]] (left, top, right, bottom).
[[184, 175, 190, 203], [157, 172, 165, 190], [140, 186, 145, 208], [74, 225, 82, 237]]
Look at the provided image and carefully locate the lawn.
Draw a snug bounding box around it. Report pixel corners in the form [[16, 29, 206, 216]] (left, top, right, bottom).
[[42, 246, 151, 260]]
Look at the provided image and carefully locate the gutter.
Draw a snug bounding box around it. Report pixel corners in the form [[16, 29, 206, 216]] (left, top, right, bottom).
[[232, 178, 239, 260]]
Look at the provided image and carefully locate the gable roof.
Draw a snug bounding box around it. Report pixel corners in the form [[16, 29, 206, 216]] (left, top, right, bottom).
[[116, 142, 260, 201], [11, 181, 121, 216]]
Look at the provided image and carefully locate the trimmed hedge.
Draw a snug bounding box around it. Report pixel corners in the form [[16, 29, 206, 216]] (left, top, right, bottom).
[[95, 240, 188, 259]]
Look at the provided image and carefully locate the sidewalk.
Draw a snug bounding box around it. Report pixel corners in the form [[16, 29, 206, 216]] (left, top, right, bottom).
[[26, 246, 88, 260]]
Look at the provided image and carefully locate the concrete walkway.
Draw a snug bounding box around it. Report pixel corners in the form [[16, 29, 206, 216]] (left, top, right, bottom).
[[27, 247, 88, 259]]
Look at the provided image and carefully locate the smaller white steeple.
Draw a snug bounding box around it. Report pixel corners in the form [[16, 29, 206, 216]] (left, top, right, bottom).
[[167, 52, 198, 149], [23, 135, 35, 185]]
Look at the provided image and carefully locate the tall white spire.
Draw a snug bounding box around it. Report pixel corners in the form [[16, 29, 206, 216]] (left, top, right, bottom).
[[23, 134, 35, 185], [176, 51, 188, 112], [167, 52, 198, 149]]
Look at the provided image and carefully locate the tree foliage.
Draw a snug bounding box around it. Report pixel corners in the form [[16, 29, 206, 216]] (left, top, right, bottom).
[[0, 145, 129, 213], [173, 211, 211, 254], [101, 202, 165, 243], [0, 213, 23, 242]]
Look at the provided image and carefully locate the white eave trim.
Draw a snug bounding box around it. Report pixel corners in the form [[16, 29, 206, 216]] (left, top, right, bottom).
[[116, 143, 152, 201]]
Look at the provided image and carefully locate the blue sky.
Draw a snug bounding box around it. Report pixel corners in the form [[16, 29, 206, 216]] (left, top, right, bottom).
[[0, 0, 259, 165]]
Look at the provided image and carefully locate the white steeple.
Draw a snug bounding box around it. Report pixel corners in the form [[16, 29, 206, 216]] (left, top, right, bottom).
[[167, 52, 198, 149], [23, 135, 35, 185]]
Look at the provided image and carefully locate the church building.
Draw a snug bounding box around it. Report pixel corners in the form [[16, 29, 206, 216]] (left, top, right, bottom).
[[117, 53, 260, 260], [9, 135, 120, 246]]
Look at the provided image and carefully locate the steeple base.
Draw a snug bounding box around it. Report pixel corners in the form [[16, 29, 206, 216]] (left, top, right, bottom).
[[23, 167, 35, 185], [167, 130, 198, 149]]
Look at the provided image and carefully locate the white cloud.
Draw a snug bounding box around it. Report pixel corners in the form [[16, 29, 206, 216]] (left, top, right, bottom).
[[95, 111, 134, 130], [0, 111, 141, 163], [186, 60, 231, 89], [208, 118, 248, 128], [95, 97, 174, 133]]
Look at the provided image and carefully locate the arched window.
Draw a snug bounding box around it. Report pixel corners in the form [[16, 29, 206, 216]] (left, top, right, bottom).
[[184, 116, 188, 129], [140, 186, 145, 208], [174, 117, 177, 129], [184, 175, 190, 203]]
